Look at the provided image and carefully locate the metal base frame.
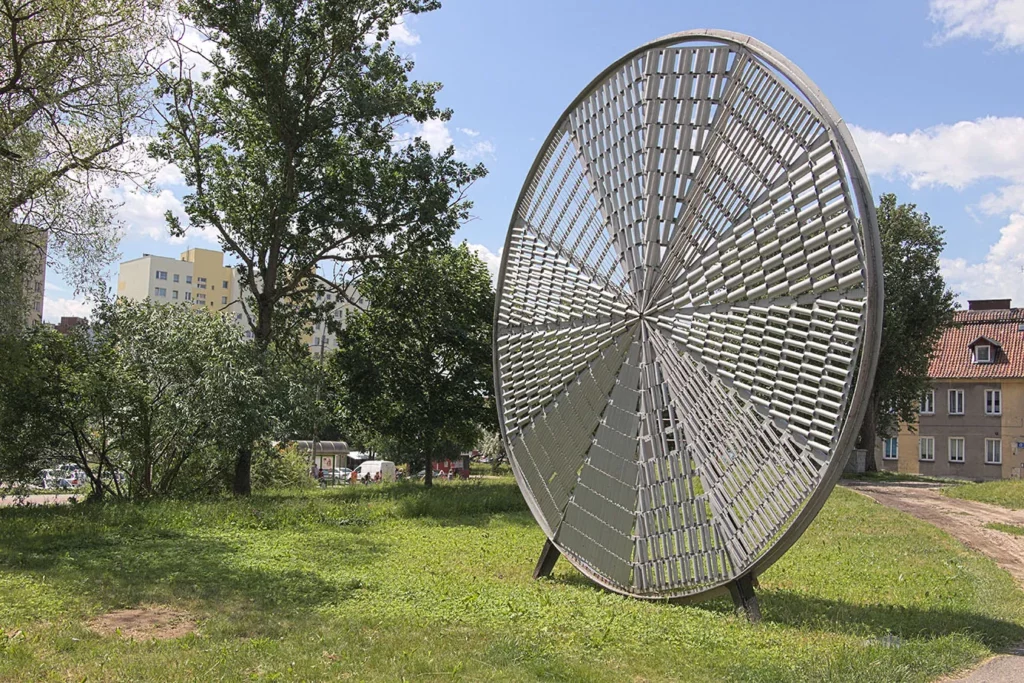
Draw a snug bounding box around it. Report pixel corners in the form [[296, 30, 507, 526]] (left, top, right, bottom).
[[533, 539, 561, 579], [727, 574, 761, 623]]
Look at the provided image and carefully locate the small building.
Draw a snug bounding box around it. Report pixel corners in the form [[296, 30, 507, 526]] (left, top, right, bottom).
[[292, 440, 350, 471], [882, 300, 1024, 480]]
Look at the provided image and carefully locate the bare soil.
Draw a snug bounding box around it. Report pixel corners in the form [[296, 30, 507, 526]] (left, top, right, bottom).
[[87, 606, 197, 640], [843, 481, 1024, 587]]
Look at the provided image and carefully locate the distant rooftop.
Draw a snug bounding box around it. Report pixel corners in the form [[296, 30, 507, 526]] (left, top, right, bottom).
[[929, 300, 1024, 379]]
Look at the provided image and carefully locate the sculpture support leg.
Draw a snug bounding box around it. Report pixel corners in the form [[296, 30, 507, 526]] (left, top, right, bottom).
[[533, 539, 560, 579], [728, 573, 761, 623]]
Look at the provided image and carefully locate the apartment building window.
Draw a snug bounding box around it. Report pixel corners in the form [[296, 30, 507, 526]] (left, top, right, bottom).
[[920, 390, 935, 415], [197, 277, 207, 289], [172, 290, 179, 299], [974, 344, 992, 363], [222, 280, 228, 289], [185, 291, 192, 301], [948, 389, 964, 415], [985, 389, 1002, 415], [154, 287, 167, 297], [221, 296, 227, 304], [949, 437, 965, 463], [985, 439, 1002, 465], [919, 437, 935, 461], [33, 281, 42, 293], [156, 270, 167, 280], [173, 274, 180, 283], [883, 438, 898, 460], [186, 275, 193, 284]]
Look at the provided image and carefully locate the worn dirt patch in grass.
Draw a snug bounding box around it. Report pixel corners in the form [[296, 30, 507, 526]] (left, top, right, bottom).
[[87, 606, 197, 640]]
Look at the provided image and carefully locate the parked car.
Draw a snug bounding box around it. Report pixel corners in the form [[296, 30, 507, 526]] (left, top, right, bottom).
[[331, 467, 352, 482]]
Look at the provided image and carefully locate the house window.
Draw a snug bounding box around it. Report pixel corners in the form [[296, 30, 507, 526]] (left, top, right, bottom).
[[172, 290, 179, 299], [173, 274, 180, 283], [985, 439, 1002, 465], [985, 389, 1002, 416], [883, 438, 898, 460], [221, 296, 227, 304], [314, 336, 320, 346], [920, 390, 935, 415], [186, 275, 193, 284], [156, 270, 167, 280], [949, 437, 965, 463], [974, 345, 992, 363], [222, 280, 228, 289], [185, 291, 192, 301], [948, 389, 964, 415], [154, 287, 167, 297], [919, 437, 935, 462]]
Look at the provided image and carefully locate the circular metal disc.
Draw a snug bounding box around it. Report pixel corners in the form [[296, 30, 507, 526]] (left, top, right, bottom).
[[493, 30, 882, 599]]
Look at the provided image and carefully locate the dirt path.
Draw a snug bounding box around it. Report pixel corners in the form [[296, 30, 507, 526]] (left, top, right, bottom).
[[843, 481, 1024, 587], [843, 481, 1024, 683], [0, 493, 77, 508]]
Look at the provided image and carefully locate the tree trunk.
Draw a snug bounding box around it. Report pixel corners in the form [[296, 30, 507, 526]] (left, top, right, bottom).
[[424, 454, 432, 488], [859, 394, 879, 472], [233, 445, 253, 495]]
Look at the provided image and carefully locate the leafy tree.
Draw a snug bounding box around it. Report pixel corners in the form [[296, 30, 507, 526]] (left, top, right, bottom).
[[333, 244, 494, 487], [0, 0, 161, 295], [151, 0, 486, 494], [0, 299, 272, 499], [858, 193, 957, 470]]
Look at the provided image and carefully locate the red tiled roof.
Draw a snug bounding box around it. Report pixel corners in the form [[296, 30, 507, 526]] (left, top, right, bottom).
[[929, 309, 1024, 379]]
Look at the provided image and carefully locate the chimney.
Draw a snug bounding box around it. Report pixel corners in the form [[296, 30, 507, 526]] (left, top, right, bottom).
[[968, 299, 1011, 311]]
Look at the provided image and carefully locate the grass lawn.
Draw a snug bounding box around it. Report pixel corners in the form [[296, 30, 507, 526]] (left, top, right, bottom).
[[984, 522, 1024, 537], [944, 479, 1024, 510], [1, 480, 1023, 682]]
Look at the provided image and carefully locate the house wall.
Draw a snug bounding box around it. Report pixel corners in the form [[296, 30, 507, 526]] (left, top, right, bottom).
[[892, 378, 1024, 480]]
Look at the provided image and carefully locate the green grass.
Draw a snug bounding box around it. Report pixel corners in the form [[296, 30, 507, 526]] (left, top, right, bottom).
[[944, 479, 1024, 510], [0, 480, 1022, 682], [985, 522, 1024, 537]]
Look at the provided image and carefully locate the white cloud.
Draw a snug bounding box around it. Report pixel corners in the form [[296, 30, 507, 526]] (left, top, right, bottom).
[[466, 243, 502, 284], [398, 120, 496, 162], [457, 139, 496, 163], [108, 186, 218, 245], [850, 117, 1024, 190], [929, 0, 1024, 49], [458, 128, 480, 137], [389, 18, 420, 46], [941, 212, 1024, 304], [411, 118, 454, 152], [43, 295, 92, 324]]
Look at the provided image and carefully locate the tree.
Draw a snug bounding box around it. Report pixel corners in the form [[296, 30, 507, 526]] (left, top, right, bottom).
[[1, 0, 160, 295], [334, 244, 494, 487], [0, 299, 271, 499], [151, 0, 486, 494], [858, 193, 957, 470]]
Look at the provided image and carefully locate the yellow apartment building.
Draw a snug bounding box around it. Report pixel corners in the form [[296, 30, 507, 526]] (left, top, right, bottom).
[[881, 299, 1024, 480]]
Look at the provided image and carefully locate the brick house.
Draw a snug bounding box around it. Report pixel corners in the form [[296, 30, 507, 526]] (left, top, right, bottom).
[[881, 299, 1024, 480]]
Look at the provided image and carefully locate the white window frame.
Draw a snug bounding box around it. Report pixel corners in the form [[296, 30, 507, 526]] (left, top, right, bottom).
[[974, 344, 992, 363], [172, 290, 178, 300], [186, 275, 193, 284], [155, 270, 167, 280], [985, 389, 1002, 416], [882, 437, 898, 460], [949, 389, 965, 415], [173, 273, 180, 283], [919, 437, 935, 462], [920, 390, 935, 415], [184, 291, 192, 301], [985, 438, 1002, 465], [154, 287, 166, 297], [222, 280, 229, 289], [948, 437, 965, 463]]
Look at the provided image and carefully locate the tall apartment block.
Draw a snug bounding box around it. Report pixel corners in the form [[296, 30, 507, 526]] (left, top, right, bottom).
[[882, 299, 1024, 480], [117, 248, 243, 320]]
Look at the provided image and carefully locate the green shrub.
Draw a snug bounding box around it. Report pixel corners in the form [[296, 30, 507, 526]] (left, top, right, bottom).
[[252, 443, 314, 490]]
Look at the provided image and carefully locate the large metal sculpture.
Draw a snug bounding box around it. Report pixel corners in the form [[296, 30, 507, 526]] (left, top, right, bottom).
[[493, 30, 882, 618]]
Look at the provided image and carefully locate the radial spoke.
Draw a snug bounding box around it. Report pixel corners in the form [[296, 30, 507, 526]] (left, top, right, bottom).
[[648, 291, 865, 456], [552, 333, 644, 588], [507, 326, 639, 537], [648, 53, 834, 305], [516, 128, 635, 304], [638, 45, 741, 308], [565, 53, 648, 303], [649, 325, 824, 568]]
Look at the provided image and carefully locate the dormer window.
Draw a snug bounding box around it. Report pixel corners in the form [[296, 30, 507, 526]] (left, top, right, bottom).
[[974, 344, 992, 363], [967, 336, 1001, 364]]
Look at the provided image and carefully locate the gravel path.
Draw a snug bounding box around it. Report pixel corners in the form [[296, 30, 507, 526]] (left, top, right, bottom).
[[843, 480, 1024, 683], [0, 493, 78, 507]]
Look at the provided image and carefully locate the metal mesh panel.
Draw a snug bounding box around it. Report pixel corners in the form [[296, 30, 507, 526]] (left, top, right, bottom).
[[494, 31, 881, 599]]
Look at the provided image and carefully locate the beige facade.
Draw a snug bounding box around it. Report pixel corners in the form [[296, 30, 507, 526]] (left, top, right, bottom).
[[881, 301, 1024, 480], [117, 248, 243, 321]]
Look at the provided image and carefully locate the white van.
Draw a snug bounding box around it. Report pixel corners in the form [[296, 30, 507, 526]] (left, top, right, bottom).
[[352, 460, 397, 483]]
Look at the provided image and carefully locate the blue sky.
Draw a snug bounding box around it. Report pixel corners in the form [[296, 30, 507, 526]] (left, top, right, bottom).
[[45, 0, 1024, 320]]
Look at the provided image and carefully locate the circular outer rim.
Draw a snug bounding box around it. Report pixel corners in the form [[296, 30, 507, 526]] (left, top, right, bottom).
[[492, 28, 884, 601]]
